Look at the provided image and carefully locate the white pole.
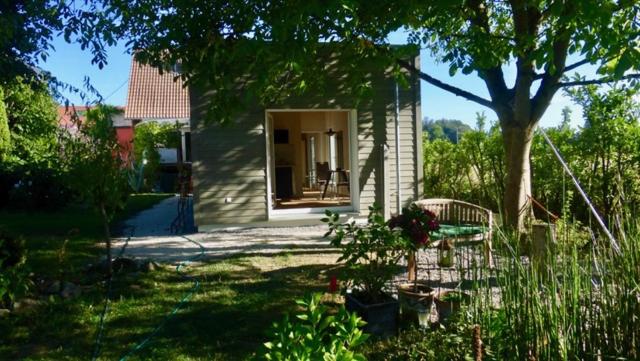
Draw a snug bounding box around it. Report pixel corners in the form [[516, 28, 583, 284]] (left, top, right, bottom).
[[394, 82, 402, 214], [538, 128, 620, 254]]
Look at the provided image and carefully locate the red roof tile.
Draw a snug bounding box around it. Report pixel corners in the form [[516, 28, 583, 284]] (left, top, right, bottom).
[[124, 57, 190, 120]]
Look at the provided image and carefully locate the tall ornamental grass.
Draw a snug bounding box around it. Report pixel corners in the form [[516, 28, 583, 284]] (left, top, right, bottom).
[[467, 223, 640, 361]]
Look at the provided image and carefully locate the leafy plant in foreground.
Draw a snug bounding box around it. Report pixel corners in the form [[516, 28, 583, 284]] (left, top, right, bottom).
[[323, 206, 404, 303], [261, 293, 368, 361]]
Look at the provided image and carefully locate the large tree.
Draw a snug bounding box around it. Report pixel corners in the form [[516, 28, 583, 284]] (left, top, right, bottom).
[[93, 0, 640, 229]]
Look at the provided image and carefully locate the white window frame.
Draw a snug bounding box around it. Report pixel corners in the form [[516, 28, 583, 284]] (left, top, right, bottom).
[[264, 109, 359, 218]]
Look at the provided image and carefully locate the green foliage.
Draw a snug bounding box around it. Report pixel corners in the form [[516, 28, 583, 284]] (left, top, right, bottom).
[[364, 322, 475, 361], [0, 87, 9, 160], [132, 121, 181, 190], [0, 79, 71, 210], [530, 123, 578, 221], [423, 137, 471, 200], [0, 231, 31, 308], [566, 85, 640, 225], [3, 163, 73, 210], [423, 119, 506, 214], [2, 77, 59, 167], [0, 1, 116, 82], [64, 104, 129, 219], [323, 206, 404, 302], [261, 293, 369, 361], [424, 91, 640, 230]]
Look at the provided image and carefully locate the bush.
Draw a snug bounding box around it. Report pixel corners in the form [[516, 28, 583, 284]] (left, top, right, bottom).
[[0, 163, 73, 210], [0, 231, 31, 308], [260, 293, 369, 360], [323, 206, 405, 303]]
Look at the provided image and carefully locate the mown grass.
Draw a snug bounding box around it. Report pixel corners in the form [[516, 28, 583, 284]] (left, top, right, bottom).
[[0, 252, 342, 360], [0, 199, 342, 361]]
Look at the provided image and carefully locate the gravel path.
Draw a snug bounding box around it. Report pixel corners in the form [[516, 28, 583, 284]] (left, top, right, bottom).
[[114, 225, 335, 262], [115, 196, 500, 303]]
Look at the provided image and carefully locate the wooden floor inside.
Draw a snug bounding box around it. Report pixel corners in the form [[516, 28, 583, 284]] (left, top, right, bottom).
[[274, 190, 351, 209]]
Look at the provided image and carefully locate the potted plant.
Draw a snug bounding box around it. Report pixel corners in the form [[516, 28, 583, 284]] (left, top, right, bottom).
[[434, 289, 471, 322], [323, 205, 404, 337], [388, 204, 440, 326]]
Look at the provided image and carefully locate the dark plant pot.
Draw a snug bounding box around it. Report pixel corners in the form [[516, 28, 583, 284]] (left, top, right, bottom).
[[397, 282, 435, 328], [435, 290, 470, 322], [345, 292, 399, 338]]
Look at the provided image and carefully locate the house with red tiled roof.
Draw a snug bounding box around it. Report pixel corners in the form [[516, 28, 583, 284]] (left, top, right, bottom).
[[124, 57, 191, 165]]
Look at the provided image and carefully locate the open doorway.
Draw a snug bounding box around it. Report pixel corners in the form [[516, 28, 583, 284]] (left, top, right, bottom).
[[267, 110, 352, 211]]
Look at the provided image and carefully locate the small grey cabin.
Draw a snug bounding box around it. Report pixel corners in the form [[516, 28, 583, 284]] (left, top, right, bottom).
[[127, 51, 423, 229]]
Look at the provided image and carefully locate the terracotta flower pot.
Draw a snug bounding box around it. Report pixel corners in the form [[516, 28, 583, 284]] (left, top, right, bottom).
[[397, 282, 435, 328]]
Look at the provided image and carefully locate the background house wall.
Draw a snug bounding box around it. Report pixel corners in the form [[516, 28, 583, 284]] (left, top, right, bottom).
[[190, 55, 421, 226]]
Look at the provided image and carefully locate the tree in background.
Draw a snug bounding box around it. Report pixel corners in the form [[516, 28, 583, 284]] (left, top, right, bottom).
[[84, 0, 640, 231], [63, 105, 129, 276], [567, 85, 640, 229], [423, 118, 472, 143], [132, 121, 181, 191], [459, 113, 505, 211], [2, 77, 58, 166], [530, 117, 577, 221], [0, 78, 72, 210]]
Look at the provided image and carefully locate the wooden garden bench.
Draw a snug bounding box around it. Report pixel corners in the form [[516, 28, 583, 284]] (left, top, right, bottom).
[[414, 198, 494, 267]]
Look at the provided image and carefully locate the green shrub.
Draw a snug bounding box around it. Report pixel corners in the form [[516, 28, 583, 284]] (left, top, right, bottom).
[[260, 293, 369, 361], [323, 206, 405, 303], [0, 231, 31, 308], [3, 164, 73, 210]]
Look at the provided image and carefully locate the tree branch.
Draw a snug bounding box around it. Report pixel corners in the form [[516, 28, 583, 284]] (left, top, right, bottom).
[[396, 59, 493, 109], [559, 73, 640, 87], [466, 0, 510, 113], [563, 58, 592, 73]]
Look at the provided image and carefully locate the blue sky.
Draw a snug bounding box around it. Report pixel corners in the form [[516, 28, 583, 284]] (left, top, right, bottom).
[[40, 33, 585, 128]]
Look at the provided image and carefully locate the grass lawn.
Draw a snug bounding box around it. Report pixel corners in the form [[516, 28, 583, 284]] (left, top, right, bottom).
[[1, 251, 342, 360], [0, 193, 173, 276], [1, 194, 345, 360]]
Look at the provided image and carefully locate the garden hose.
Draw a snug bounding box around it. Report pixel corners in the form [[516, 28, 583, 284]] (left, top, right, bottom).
[[118, 235, 204, 361], [90, 215, 205, 360], [91, 226, 134, 361]]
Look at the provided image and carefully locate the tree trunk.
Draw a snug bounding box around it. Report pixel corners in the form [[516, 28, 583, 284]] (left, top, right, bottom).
[[99, 203, 112, 277], [501, 124, 534, 231]]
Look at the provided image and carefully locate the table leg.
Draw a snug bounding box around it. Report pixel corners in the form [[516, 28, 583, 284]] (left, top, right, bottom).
[[322, 172, 331, 200]]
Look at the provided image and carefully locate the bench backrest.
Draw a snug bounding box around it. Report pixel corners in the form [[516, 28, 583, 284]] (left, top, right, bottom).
[[414, 198, 493, 228]]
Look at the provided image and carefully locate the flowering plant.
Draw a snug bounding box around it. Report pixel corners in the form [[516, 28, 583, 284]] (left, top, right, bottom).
[[388, 204, 440, 282], [388, 204, 440, 252]]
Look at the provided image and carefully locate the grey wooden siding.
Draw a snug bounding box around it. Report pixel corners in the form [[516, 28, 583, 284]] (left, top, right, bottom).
[[190, 92, 268, 225], [190, 54, 421, 226]]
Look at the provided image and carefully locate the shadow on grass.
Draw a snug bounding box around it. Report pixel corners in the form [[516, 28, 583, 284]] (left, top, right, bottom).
[[1, 253, 343, 361]]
